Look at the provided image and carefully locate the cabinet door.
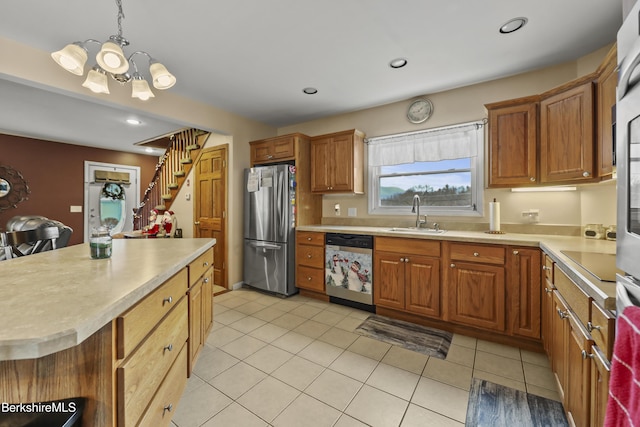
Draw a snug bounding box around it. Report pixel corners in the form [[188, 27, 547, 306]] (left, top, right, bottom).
[[202, 268, 214, 339], [373, 251, 405, 310], [447, 261, 505, 331], [188, 280, 203, 376], [250, 140, 274, 165], [551, 291, 570, 405], [310, 139, 331, 192], [596, 45, 617, 178], [508, 248, 541, 338], [589, 345, 610, 427], [540, 81, 595, 183], [329, 134, 354, 192], [566, 313, 593, 427], [542, 279, 555, 358], [487, 100, 538, 186], [406, 255, 441, 318]]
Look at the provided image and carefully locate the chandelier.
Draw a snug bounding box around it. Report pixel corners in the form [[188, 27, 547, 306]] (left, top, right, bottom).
[[51, 0, 176, 101]]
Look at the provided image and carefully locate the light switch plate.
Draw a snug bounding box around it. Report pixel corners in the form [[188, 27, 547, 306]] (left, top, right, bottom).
[[70, 205, 82, 213]]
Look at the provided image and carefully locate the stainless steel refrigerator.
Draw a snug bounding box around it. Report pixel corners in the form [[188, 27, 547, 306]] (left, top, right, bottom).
[[243, 164, 297, 296]]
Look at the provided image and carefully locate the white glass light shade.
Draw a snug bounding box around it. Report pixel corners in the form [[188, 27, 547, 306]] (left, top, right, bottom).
[[131, 77, 155, 100], [150, 62, 176, 89], [96, 41, 129, 74], [82, 67, 110, 94], [51, 44, 88, 76]]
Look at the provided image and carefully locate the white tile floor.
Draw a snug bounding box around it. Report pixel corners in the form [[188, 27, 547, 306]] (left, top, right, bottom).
[[171, 287, 560, 427]]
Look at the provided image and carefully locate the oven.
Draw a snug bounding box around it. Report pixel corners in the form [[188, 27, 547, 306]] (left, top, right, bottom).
[[616, 0, 640, 313], [325, 233, 375, 312]]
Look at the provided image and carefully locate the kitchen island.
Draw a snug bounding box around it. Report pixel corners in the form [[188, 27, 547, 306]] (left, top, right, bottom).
[[0, 238, 215, 426]]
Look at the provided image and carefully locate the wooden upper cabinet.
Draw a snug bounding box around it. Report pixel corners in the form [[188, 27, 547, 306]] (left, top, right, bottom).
[[596, 44, 617, 178], [310, 129, 365, 194], [486, 97, 539, 187], [540, 76, 596, 184], [250, 134, 297, 165]]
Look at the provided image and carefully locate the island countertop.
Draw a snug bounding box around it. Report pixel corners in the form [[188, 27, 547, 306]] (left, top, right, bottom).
[[0, 238, 215, 361]]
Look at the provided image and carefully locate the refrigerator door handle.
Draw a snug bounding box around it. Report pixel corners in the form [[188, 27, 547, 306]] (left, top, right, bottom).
[[249, 241, 282, 250]]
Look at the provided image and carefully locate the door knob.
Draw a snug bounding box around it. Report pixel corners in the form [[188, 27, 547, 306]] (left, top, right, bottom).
[[194, 221, 201, 225]]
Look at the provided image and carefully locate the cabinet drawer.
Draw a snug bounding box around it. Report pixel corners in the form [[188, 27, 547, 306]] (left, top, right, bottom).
[[116, 268, 188, 359], [136, 343, 188, 427], [189, 248, 214, 287], [554, 266, 591, 325], [449, 243, 505, 265], [590, 301, 615, 360], [297, 244, 324, 268], [296, 265, 325, 292], [375, 237, 440, 257], [117, 297, 188, 427], [297, 231, 324, 246]]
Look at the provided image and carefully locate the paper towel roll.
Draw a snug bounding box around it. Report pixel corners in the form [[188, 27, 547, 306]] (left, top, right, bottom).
[[489, 199, 500, 231]]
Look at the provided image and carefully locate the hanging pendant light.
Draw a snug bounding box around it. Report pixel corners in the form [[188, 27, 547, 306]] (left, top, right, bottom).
[[51, 0, 175, 99]]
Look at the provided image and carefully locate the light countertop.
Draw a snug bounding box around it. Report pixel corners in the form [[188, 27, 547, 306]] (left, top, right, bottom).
[[297, 225, 619, 312], [0, 238, 215, 361]]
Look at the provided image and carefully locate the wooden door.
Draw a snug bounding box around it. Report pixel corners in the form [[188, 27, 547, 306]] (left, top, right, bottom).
[[447, 262, 505, 331], [202, 267, 214, 338], [188, 279, 203, 376], [373, 251, 406, 310], [487, 99, 538, 187], [540, 81, 595, 183], [406, 255, 441, 318], [194, 146, 227, 289], [596, 45, 617, 178], [589, 346, 610, 427], [542, 255, 555, 358], [508, 248, 541, 338]]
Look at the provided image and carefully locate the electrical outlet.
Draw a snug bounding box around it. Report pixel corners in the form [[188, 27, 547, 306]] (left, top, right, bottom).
[[334, 203, 341, 216], [70, 205, 82, 213], [348, 208, 357, 217]]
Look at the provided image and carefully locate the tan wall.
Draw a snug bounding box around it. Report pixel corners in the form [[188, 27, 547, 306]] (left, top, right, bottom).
[[277, 44, 617, 232]]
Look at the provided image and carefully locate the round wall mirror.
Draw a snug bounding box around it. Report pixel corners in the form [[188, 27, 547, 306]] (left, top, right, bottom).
[[0, 164, 30, 213]]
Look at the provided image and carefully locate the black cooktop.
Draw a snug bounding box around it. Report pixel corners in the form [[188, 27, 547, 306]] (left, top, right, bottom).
[[560, 250, 622, 282]]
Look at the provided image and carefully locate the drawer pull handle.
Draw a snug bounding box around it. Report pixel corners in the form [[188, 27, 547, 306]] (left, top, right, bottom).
[[450, 263, 456, 268], [163, 296, 173, 305], [473, 252, 479, 257], [513, 250, 519, 255], [307, 276, 312, 281], [544, 287, 552, 294], [587, 322, 601, 332], [581, 350, 594, 360], [163, 404, 173, 415], [307, 254, 312, 258], [557, 309, 569, 319], [163, 344, 173, 353], [203, 261, 209, 267], [307, 237, 312, 241], [203, 277, 209, 284]]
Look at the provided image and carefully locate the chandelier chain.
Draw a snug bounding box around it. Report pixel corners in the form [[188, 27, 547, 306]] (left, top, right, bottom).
[[115, 0, 125, 38]]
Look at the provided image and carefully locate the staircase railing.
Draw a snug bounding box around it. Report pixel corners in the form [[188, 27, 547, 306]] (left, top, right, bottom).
[[133, 129, 207, 230]]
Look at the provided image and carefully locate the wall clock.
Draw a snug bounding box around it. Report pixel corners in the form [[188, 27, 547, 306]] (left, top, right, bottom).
[[407, 98, 433, 124]]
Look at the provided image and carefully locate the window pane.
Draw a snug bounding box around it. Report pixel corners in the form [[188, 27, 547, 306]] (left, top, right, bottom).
[[381, 159, 471, 174], [379, 166, 472, 207]]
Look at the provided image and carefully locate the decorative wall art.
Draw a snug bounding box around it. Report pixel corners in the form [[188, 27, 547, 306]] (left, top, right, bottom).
[[0, 164, 30, 213]]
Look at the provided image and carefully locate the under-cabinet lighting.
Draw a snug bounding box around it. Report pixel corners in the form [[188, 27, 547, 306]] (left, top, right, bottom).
[[511, 186, 577, 193]]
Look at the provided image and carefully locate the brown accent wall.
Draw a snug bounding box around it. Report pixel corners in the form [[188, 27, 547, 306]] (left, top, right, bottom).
[[0, 134, 158, 245]]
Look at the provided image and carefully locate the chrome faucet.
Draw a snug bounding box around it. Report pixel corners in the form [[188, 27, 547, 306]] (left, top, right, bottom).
[[411, 195, 426, 228]]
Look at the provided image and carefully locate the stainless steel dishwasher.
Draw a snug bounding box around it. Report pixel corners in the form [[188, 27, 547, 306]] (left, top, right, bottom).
[[325, 233, 375, 312]]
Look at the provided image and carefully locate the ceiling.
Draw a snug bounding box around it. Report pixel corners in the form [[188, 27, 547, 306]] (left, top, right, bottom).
[[0, 0, 623, 154]]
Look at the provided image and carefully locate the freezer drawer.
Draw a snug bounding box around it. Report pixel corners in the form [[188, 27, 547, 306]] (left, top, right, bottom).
[[244, 239, 296, 296]]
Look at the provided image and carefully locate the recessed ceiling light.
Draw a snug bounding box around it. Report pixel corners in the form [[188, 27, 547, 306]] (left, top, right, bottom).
[[126, 118, 142, 125], [389, 58, 408, 69], [499, 17, 528, 34], [303, 87, 318, 95]]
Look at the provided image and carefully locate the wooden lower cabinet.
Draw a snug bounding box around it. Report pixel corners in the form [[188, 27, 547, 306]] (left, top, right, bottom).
[[187, 249, 214, 376], [541, 255, 555, 358], [447, 261, 506, 331], [296, 231, 325, 294], [374, 237, 441, 318], [508, 247, 541, 338], [551, 291, 570, 404]]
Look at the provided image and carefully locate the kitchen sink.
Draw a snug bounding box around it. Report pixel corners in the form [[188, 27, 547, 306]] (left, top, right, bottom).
[[387, 227, 446, 234]]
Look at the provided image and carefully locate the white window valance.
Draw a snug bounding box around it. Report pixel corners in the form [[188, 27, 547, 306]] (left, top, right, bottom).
[[367, 120, 484, 167]]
